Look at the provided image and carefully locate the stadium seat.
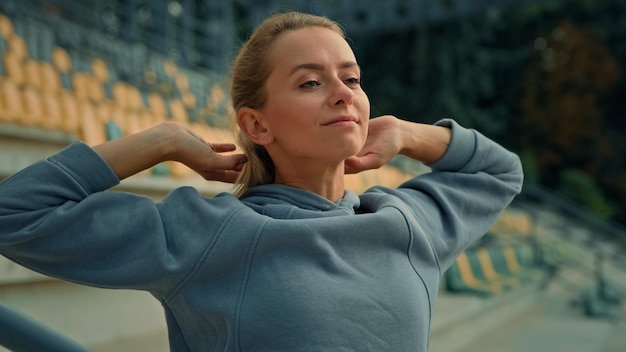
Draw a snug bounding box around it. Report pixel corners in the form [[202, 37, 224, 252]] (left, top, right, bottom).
[[91, 58, 109, 83], [40, 90, 64, 130], [3, 53, 25, 85], [169, 99, 188, 124], [464, 250, 514, 292], [0, 79, 23, 123], [58, 93, 81, 133], [52, 46, 71, 73], [486, 246, 535, 283], [7, 35, 28, 61], [77, 100, 106, 145], [445, 251, 501, 296], [21, 86, 45, 127], [39, 61, 62, 94], [476, 247, 522, 290], [0, 14, 15, 38], [23, 60, 42, 90], [148, 92, 168, 120], [71, 72, 91, 101]]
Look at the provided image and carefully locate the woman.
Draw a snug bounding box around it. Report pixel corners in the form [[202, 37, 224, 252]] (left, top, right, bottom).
[[0, 12, 523, 352]]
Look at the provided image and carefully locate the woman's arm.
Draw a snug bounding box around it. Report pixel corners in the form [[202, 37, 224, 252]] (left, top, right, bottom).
[[93, 121, 247, 181], [0, 122, 248, 294], [348, 116, 523, 274]]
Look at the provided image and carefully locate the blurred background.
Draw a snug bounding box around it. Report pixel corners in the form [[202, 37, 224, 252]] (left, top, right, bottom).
[[0, 0, 625, 351]]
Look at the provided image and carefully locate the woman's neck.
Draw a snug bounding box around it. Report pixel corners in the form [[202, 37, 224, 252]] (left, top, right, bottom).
[[273, 160, 346, 202]]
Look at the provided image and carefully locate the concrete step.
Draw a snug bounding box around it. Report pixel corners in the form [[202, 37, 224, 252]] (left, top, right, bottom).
[[430, 281, 545, 352], [459, 279, 624, 352], [89, 330, 169, 352]]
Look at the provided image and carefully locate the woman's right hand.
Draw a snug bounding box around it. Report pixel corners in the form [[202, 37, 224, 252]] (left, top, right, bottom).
[[93, 122, 247, 182], [166, 122, 247, 183]]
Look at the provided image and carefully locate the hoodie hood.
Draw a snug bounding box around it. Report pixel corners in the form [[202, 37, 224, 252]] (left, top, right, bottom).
[[240, 184, 361, 219]]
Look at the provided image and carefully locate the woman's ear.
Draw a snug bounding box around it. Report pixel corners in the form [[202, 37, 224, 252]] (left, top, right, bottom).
[[237, 107, 274, 145]]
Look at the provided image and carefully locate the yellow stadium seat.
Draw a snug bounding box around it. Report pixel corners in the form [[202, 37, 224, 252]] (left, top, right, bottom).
[[148, 92, 167, 119], [176, 72, 189, 92], [91, 58, 110, 83], [169, 99, 188, 124], [476, 247, 522, 290], [445, 251, 501, 296], [124, 110, 143, 135], [58, 93, 81, 133], [52, 47, 71, 73], [20, 86, 45, 127], [39, 61, 63, 94], [23, 60, 42, 90], [7, 36, 28, 61], [86, 75, 106, 103], [182, 91, 197, 109], [3, 53, 25, 85], [163, 60, 177, 77], [40, 90, 64, 130], [0, 79, 23, 123], [72, 72, 90, 100], [126, 85, 144, 110], [78, 100, 106, 145], [0, 14, 15, 38]]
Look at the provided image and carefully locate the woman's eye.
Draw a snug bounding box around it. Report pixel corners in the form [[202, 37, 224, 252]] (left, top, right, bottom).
[[345, 77, 361, 86], [301, 80, 320, 88]]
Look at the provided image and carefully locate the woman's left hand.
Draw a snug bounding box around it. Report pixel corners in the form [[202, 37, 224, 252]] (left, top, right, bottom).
[[344, 115, 402, 174]]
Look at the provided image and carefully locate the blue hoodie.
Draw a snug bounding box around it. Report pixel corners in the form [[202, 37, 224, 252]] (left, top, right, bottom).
[[0, 120, 523, 351]]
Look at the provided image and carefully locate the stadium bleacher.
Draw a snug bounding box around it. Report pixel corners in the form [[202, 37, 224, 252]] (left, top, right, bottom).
[[0, 4, 421, 190]]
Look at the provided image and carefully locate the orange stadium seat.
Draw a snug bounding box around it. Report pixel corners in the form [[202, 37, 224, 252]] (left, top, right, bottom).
[[52, 46, 71, 73], [0, 14, 15, 38], [40, 90, 64, 130], [23, 60, 42, 90], [21, 86, 45, 127], [3, 53, 25, 85], [169, 99, 188, 124], [91, 58, 110, 83], [0, 79, 23, 123], [182, 91, 197, 109], [71, 72, 90, 101], [148, 92, 168, 120], [7, 35, 28, 61], [78, 100, 106, 145], [39, 61, 63, 94], [86, 75, 106, 103], [58, 93, 81, 133]]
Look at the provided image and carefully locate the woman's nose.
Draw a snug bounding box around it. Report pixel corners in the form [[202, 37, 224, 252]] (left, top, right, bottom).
[[328, 79, 354, 106]]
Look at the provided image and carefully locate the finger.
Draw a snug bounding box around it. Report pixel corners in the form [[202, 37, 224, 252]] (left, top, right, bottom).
[[209, 153, 248, 170], [201, 170, 242, 184], [345, 154, 385, 174], [210, 143, 238, 153]]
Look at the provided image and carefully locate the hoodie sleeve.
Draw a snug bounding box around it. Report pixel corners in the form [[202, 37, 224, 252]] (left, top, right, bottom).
[[389, 119, 523, 274], [0, 142, 234, 297]]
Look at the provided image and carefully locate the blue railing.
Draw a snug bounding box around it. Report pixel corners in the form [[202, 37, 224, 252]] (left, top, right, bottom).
[[0, 301, 89, 352]]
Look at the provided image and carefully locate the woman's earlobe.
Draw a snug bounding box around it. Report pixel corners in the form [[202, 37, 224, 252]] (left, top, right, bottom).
[[237, 108, 273, 145]]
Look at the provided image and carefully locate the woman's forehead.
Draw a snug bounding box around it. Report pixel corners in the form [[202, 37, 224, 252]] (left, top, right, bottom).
[[270, 27, 357, 68]]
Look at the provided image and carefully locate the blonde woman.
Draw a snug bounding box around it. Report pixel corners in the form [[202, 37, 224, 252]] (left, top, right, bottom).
[[0, 12, 523, 351]]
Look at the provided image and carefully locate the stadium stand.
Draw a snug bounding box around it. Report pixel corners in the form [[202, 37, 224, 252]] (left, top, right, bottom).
[[0, 4, 420, 190]]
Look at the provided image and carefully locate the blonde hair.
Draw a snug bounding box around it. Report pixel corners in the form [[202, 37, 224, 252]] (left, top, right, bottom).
[[230, 12, 346, 197]]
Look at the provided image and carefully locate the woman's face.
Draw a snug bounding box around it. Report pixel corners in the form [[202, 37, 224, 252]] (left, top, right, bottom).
[[258, 26, 370, 165]]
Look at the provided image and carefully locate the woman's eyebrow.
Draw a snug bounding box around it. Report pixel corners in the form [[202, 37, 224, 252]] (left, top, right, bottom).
[[289, 61, 360, 76]]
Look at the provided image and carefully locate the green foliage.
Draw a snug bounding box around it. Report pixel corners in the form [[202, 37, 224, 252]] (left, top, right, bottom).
[[352, 0, 626, 225], [557, 168, 614, 220], [519, 150, 539, 185]]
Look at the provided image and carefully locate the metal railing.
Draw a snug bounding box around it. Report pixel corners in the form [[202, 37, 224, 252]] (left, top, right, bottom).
[[0, 301, 89, 352]]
